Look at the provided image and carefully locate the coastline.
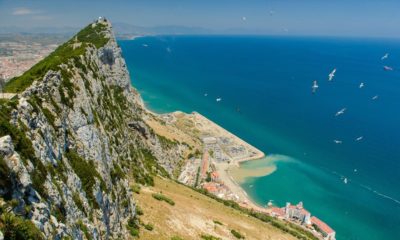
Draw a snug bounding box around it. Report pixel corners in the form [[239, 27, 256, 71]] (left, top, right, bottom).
[[139, 96, 270, 214], [135, 80, 334, 240]]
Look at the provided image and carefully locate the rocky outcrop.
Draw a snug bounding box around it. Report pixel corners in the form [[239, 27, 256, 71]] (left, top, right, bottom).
[[0, 18, 190, 239]]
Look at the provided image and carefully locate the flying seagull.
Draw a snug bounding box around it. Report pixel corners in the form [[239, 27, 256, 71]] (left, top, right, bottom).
[[312, 80, 319, 93], [383, 66, 393, 71], [343, 178, 348, 184], [381, 53, 389, 60], [204, 93, 208, 97], [142, 44, 148, 47], [372, 95, 379, 100], [242, 16, 247, 21], [359, 82, 364, 88], [334, 140, 343, 144], [355, 136, 363, 141], [216, 98, 222, 102], [335, 108, 346, 117], [328, 68, 336, 81]]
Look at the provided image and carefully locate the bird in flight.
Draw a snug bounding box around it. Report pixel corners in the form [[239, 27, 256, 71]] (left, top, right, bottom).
[[355, 136, 363, 141], [335, 108, 346, 117], [372, 95, 379, 100], [359, 82, 364, 88], [216, 98, 222, 102], [383, 66, 393, 71], [334, 140, 343, 144], [312, 80, 319, 93], [328, 68, 337, 81], [381, 53, 389, 60]]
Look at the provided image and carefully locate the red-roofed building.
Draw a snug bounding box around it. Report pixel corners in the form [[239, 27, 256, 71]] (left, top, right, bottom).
[[270, 207, 285, 219], [311, 216, 336, 240], [202, 182, 218, 194], [210, 171, 219, 181]]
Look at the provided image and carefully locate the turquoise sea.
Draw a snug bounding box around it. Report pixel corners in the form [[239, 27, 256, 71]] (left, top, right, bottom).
[[119, 36, 400, 240]]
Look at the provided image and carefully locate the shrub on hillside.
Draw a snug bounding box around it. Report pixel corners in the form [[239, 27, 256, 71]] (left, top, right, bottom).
[[151, 193, 175, 206]]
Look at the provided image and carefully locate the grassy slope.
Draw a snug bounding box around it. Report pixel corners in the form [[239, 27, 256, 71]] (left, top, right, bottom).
[[133, 177, 296, 240]]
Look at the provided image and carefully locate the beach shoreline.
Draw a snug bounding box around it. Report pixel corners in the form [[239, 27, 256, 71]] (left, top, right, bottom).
[[136, 83, 271, 214], [143, 102, 270, 214]]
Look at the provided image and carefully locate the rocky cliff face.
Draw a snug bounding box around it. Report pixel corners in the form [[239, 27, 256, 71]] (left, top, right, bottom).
[[0, 18, 190, 239]]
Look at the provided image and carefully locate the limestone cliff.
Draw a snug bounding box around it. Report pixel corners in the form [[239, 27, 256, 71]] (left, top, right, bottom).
[[0, 18, 191, 239]]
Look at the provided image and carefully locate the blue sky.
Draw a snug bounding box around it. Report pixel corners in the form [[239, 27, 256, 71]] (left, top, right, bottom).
[[1, 0, 400, 38]]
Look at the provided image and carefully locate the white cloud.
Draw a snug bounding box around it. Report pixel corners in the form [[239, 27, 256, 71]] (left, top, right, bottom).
[[12, 7, 35, 15]]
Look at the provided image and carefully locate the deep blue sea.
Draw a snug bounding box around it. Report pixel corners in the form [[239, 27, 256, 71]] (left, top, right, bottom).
[[119, 35, 400, 240]]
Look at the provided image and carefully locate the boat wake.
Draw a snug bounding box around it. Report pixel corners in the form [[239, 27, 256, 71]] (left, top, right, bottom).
[[359, 184, 400, 206], [324, 167, 400, 206]]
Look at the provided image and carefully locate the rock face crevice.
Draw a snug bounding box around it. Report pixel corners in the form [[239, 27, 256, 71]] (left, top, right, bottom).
[[0, 18, 189, 239]]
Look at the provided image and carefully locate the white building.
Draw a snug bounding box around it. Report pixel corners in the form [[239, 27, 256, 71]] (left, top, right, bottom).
[[284, 202, 311, 225]]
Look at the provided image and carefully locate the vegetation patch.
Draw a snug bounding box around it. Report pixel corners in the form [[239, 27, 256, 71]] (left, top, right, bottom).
[[66, 150, 106, 209], [213, 220, 223, 225], [231, 229, 245, 239], [76, 220, 92, 240], [140, 148, 169, 177], [131, 184, 141, 194], [136, 205, 144, 216], [200, 234, 222, 240], [0, 156, 13, 200], [72, 191, 85, 215], [142, 222, 154, 231], [0, 212, 44, 240], [157, 134, 178, 149], [110, 163, 125, 184], [126, 217, 140, 237], [52, 203, 67, 223], [131, 164, 154, 186], [42, 107, 56, 128], [151, 193, 175, 206], [171, 237, 184, 240]]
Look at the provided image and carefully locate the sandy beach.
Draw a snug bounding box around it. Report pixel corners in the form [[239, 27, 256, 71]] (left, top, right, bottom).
[[184, 112, 271, 213], [144, 108, 272, 214]]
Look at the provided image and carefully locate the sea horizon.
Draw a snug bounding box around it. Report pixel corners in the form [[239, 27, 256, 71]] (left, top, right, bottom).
[[120, 34, 400, 240]]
